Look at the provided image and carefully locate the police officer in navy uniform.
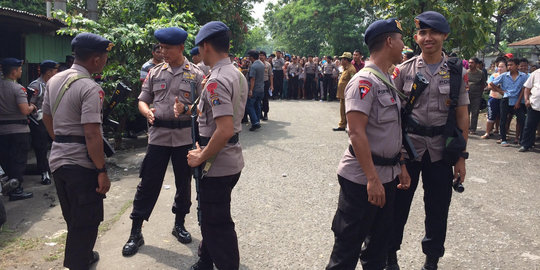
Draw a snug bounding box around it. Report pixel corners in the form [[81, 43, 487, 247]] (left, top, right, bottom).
[[186, 21, 248, 270], [386, 11, 469, 270], [28, 60, 59, 185], [42, 32, 113, 270], [122, 27, 204, 256], [0, 58, 35, 201]]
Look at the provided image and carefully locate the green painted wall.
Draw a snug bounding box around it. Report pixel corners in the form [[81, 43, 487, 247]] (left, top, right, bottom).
[[25, 33, 72, 63]]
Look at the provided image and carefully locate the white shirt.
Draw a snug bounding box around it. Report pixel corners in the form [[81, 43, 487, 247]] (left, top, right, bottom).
[[524, 69, 540, 111]]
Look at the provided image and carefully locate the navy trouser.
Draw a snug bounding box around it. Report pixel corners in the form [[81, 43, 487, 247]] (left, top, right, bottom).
[[520, 107, 540, 149], [305, 73, 316, 99], [198, 172, 241, 270], [262, 80, 270, 114], [388, 151, 453, 258], [54, 165, 103, 270], [500, 98, 526, 142], [30, 120, 51, 173], [273, 70, 283, 99], [130, 144, 192, 221], [0, 132, 29, 185], [326, 176, 397, 270], [246, 91, 263, 126], [323, 74, 333, 101]]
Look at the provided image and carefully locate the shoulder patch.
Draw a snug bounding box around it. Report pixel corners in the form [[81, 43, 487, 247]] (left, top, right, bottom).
[[206, 82, 218, 95], [359, 81, 371, 99], [99, 90, 105, 103], [21, 87, 27, 93], [392, 67, 400, 79]]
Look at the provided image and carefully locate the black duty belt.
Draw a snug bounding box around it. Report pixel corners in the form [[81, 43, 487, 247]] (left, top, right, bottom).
[[405, 124, 445, 137], [199, 133, 239, 147], [0, 119, 28, 125], [54, 135, 86, 144], [152, 119, 191, 129], [348, 144, 401, 166]]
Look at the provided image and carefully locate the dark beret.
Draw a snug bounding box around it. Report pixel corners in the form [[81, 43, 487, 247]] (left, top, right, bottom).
[[415, 11, 450, 34], [71, 32, 114, 52], [40, 60, 59, 70], [0, 58, 23, 68], [155, 27, 188, 45], [195, 21, 230, 45], [364, 18, 403, 45], [190, 47, 200, 56]]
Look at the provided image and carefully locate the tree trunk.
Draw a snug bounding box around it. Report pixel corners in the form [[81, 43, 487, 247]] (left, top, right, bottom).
[[493, 13, 504, 53]]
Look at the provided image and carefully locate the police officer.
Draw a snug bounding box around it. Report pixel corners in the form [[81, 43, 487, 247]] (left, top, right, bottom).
[[186, 21, 248, 270], [0, 58, 35, 201], [304, 55, 318, 100], [122, 27, 204, 256], [322, 56, 338, 101], [28, 60, 59, 185], [42, 32, 112, 270], [272, 51, 285, 99], [386, 11, 469, 270], [326, 19, 410, 270], [190, 46, 211, 76]]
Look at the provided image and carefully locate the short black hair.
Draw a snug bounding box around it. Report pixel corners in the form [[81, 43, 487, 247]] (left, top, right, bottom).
[[367, 32, 394, 53], [404, 52, 414, 59], [152, 43, 161, 52], [269, 54, 276, 58], [74, 47, 106, 62], [201, 31, 231, 54], [354, 49, 362, 55], [508, 58, 520, 65], [327, 56, 333, 61], [470, 57, 481, 64], [519, 58, 529, 64], [259, 50, 267, 57], [276, 50, 282, 53], [496, 58, 507, 66], [1, 65, 19, 75], [247, 50, 259, 59], [65, 55, 74, 62]]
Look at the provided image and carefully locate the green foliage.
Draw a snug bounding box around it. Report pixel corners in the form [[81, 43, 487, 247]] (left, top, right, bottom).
[[265, 0, 369, 57], [0, 0, 45, 14], [239, 25, 275, 54]]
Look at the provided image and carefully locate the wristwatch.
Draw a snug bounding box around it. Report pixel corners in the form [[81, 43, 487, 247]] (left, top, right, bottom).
[[182, 104, 190, 114], [399, 159, 407, 166], [459, 152, 469, 159], [96, 165, 107, 174]]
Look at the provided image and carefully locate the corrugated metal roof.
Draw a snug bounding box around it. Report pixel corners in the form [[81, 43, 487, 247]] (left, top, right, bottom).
[[0, 6, 66, 30], [509, 35, 540, 47]]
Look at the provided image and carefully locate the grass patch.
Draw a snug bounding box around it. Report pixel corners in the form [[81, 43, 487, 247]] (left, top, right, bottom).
[[99, 200, 133, 234]]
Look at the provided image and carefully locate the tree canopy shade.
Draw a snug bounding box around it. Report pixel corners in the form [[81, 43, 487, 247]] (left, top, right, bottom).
[[264, 0, 372, 57]]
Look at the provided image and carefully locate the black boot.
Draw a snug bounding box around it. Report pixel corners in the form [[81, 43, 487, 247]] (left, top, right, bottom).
[[385, 251, 400, 270], [41, 172, 51, 185], [172, 216, 192, 244], [262, 112, 268, 121], [122, 219, 144, 257], [89, 251, 99, 266], [9, 187, 33, 201], [190, 258, 213, 270], [421, 256, 439, 270]]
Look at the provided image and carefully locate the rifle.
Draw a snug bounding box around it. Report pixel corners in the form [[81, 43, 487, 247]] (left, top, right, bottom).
[[189, 82, 202, 226], [25, 88, 40, 126], [102, 82, 132, 157], [401, 72, 429, 160]]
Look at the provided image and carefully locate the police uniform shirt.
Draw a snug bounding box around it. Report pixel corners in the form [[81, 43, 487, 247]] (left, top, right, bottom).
[[197, 61, 211, 77], [140, 59, 156, 80], [28, 76, 46, 118], [287, 62, 300, 77], [337, 64, 357, 100], [336, 62, 402, 185], [395, 54, 469, 162], [272, 57, 285, 71], [304, 62, 318, 75], [322, 62, 336, 75], [42, 64, 103, 172], [197, 57, 248, 177], [263, 61, 273, 82], [0, 79, 30, 135], [138, 57, 204, 147]]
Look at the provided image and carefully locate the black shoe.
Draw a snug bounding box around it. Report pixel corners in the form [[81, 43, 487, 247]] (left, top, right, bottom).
[[89, 251, 99, 266], [190, 259, 214, 270], [8, 188, 33, 201], [122, 233, 144, 257], [172, 224, 192, 244], [518, 146, 529, 152], [385, 252, 400, 270], [262, 113, 268, 121], [421, 256, 439, 270], [41, 172, 51, 185], [332, 127, 346, 131], [249, 124, 261, 131]]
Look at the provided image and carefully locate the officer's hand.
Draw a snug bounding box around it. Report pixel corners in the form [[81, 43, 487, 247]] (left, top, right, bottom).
[[525, 99, 531, 108], [96, 173, 111, 195], [397, 165, 411, 190], [514, 103, 521, 110], [248, 91, 253, 98], [187, 142, 204, 167], [454, 158, 466, 183], [146, 108, 156, 124], [367, 177, 385, 208], [174, 97, 185, 118]]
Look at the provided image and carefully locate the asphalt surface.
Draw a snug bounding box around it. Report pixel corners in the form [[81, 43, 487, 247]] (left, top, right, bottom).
[[2, 99, 540, 269]]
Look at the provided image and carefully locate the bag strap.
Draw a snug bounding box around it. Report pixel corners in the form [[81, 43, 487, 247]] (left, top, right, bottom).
[[363, 67, 407, 101], [444, 57, 462, 135], [52, 75, 90, 116]]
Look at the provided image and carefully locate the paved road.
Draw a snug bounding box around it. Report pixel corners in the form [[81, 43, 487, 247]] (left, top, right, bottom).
[[2, 100, 540, 269]]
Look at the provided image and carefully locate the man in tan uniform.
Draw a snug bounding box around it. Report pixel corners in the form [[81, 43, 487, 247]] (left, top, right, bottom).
[[187, 21, 248, 270], [326, 19, 410, 270], [333, 52, 357, 131], [191, 46, 211, 76], [0, 58, 35, 201], [122, 27, 204, 257], [386, 11, 469, 270], [42, 32, 112, 270], [305, 55, 318, 100]]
